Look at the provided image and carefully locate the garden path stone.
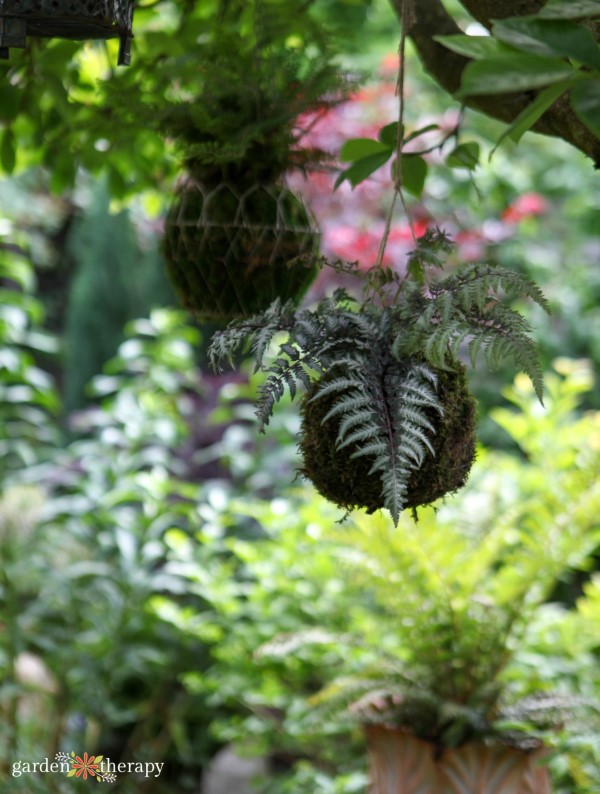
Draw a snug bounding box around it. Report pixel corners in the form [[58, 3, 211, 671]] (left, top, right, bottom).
[[202, 745, 267, 794]]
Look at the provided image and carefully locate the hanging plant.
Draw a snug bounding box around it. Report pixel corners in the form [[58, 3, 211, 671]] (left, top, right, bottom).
[[159, 20, 347, 323], [209, 240, 547, 524], [164, 181, 318, 321], [208, 0, 549, 525], [0, 0, 135, 64]]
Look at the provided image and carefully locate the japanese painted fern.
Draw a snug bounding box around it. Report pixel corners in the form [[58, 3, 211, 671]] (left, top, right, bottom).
[[209, 256, 548, 525]]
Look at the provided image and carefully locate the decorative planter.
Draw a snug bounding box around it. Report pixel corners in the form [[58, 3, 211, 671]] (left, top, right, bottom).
[[163, 180, 319, 322], [366, 726, 552, 794], [0, 0, 134, 64]]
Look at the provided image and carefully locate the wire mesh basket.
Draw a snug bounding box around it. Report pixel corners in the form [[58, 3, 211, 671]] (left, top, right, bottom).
[[0, 0, 134, 64], [163, 180, 320, 322]]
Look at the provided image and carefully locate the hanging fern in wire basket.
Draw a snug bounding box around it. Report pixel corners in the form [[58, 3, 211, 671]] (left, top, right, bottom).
[[209, 230, 549, 525]]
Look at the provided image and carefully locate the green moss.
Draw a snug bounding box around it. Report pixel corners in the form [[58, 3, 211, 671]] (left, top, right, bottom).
[[299, 361, 477, 514], [163, 182, 318, 321]]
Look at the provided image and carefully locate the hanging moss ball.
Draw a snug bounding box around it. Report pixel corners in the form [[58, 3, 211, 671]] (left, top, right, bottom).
[[299, 360, 477, 515], [163, 180, 319, 322]]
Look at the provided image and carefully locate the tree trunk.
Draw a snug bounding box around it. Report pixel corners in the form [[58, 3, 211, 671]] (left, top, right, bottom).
[[365, 725, 552, 794], [386, 0, 600, 166]]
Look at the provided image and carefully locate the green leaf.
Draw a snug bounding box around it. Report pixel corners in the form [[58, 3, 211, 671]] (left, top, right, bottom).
[[108, 164, 127, 198], [492, 18, 600, 70], [538, 1, 600, 20], [490, 79, 573, 156], [66, 769, 78, 778], [571, 78, 600, 137], [398, 154, 427, 198], [407, 257, 426, 285], [0, 84, 20, 121], [446, 142, 480, 170], [433, 35, 506, 60], [458, 55, 577, 96], [49, 152, 77, 193], [339, 137, 392, 162], [334, 151, 392, 190], [403, 124, 440, 144], [0, 129, 16, 174], [378, 121, 400, 148]]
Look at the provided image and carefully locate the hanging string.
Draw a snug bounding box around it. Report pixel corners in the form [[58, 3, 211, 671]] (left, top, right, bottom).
[[373, 0, 418, 275]]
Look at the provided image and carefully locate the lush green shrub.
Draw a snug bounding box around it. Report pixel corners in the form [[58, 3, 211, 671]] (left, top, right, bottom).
[[159, 359, 600, 791]]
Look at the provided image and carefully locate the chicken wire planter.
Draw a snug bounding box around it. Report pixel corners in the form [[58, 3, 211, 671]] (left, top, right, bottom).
[[0, 0, 134, 64], [366, 726, 552, 794], [163, 181, 319, 322]]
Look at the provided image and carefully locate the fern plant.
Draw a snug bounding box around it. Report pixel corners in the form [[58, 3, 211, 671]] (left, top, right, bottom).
[[209, 229, 549, 525], [153, 5, 348, 321], [254, 367, 600, 752]]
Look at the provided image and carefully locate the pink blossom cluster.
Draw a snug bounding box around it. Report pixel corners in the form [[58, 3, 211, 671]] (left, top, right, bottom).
[[288, 55, 549, 276]]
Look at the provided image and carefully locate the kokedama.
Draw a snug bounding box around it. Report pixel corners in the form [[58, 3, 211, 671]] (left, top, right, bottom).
[[209, 230, 549, 525], [158, 22, 345, 322]]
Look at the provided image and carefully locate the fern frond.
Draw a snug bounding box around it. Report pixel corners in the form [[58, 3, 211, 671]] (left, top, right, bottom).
[[431, 264, 549, 315], [388, 263, 548, 401], [393, 376, 442, 413], [207, 298, 295, 372], [399, 422, 436, 459], [249, 300, 295, 370], [208, 325, 249, 371], [308, 377, 364, 403], [350, 440, 389, 460], [396, 406, 437, 434], [380, 466, 410, 527], [463, 303, 545, 403], [337, 425, 379, 452], [322, 393, 373, 423], [256, 350, 321, 431], [337, 410, 374, 440]]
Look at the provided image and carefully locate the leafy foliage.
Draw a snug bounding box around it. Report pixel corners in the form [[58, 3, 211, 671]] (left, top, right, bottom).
[[63, 180, 174, 412], [0, 0, 355, 197], [318, 363, 600, 749], [154, 361, 600, 790], [0, 253, 60, 477], [437, 10, 600, 152], [152, 37, 346, 186], [0, 308, 218, 792], [209, 236, 548, 523]]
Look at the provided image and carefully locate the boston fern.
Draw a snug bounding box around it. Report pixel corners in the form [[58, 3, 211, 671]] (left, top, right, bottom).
[[209, 231, 548, 525]]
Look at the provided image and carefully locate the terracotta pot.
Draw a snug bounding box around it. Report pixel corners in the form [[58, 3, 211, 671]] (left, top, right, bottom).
[[365, 725, 552, 794], [0, 1, 134, 64]]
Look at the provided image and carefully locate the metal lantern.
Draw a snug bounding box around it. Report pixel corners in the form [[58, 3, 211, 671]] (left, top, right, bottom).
[[0, 0, 135, 65]]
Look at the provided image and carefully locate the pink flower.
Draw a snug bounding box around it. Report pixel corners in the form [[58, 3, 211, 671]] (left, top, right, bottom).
[[455, 230, 486, 261], [388, 219, 430, 242], [501, 192, 549, 223]]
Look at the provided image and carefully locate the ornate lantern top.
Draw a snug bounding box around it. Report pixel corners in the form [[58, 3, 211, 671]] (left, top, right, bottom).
[[0, 1, 135, 65]]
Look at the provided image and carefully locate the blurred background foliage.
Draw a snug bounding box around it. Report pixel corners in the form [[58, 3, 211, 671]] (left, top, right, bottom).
[[0, 0, 599, 792]]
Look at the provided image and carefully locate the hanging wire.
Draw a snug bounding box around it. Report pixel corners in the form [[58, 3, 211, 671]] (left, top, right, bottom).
[[373, 0, 419, 276]]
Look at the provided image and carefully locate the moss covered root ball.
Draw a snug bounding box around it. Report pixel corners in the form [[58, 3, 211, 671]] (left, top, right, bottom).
[[163, 181, 318, 321], [299, 361, 477, 515]]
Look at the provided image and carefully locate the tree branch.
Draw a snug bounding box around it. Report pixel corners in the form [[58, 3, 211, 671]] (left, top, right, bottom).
[[388, 0, 600, 167], [458, 1, 545, 29]]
